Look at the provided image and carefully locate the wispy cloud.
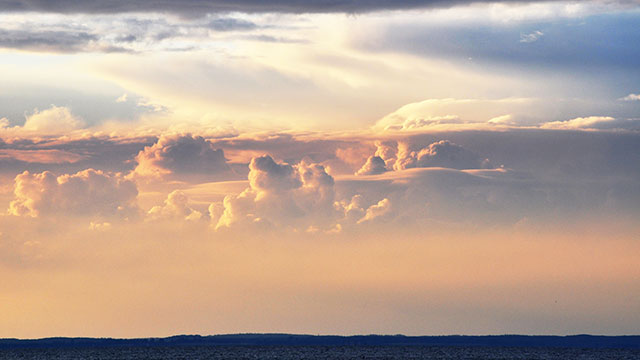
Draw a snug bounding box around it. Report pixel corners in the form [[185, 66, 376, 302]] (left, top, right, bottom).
[[619, 93, 640, 101], [0, 0, 608, 16], [0, 28, 129, 53], [519, 30, 544, 43]]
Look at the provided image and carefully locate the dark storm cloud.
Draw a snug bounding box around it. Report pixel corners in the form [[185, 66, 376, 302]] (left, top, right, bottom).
[[0, 0, 571, 15]]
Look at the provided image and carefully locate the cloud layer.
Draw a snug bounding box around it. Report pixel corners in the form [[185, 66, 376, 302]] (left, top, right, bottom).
[[0, 0, 577, 15]]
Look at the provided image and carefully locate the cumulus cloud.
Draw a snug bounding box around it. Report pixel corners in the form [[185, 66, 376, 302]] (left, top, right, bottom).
[[355, 140, 492, 179], [356, 198, 391, 224], [3, 105, 84, 135], [132, 134, 232, 181], [336, 194, 366, 223], [213, 154, 400, 231], [8, 169, 138, 218], [540, 116, 640, 130], [216, 155, 337, 230], [147, 190, 204, 222], [338, 167, 538, 226], [248, 155, 302, 195], [394, 140, 491, 170], [355, 155, 387, 175]]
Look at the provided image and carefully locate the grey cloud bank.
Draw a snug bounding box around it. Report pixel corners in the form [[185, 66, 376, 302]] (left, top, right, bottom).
[[0, 0, 575, 15], [1, 129, 639, 230]]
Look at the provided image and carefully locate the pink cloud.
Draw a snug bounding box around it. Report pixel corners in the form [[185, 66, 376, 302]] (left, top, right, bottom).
[[9, 169, 138, 218]]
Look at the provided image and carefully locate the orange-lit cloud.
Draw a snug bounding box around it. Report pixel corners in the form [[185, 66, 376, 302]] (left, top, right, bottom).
[[0, 149, 85, 164], [147, 190, 205, 222], [131, 134, 233, 182], [8, 169, 138, 218]]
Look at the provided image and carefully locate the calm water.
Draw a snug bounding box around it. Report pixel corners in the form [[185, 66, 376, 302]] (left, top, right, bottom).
[[1, 346, 639, 360]]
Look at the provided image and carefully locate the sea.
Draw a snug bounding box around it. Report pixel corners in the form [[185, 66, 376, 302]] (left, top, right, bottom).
[[1, 345, 639, 360]]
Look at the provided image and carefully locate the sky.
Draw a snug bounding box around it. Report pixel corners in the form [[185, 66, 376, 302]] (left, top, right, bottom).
[[0, 0, 639, 338]]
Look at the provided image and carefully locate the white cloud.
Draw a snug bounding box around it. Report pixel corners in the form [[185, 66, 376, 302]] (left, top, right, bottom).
[[519, 30, 544, 43], [2, 106, 84, 135], [488, 114, 517, 125], [619, 93, 640, 102], [540, 116, 640, 130], [23, 106, 83, 133], [375, 98, 536, 131]]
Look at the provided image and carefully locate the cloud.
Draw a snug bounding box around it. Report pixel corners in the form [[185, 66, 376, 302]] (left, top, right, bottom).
[[356, 9, 640, 72], [519, 30, 544, 43], [20, 106, 83, 134], [0, 106, 89, 141], [0, 128, 636, 241], [383, 115, 465, 131], [0, 28, 128, 53], [375, 98, 536, 131], [0, 1, 582, 16], [394, 140, 491, 170], [620, 93, 640, 101], [213, 155, 392, 231], [89, 221, 112, 231], [207, 18, 257, 31], [358, 140, 491, 172], [216, 155, 338, 230], [0, 149, 86, 164], [131, 134, 232, 181], [147, 190, 204, 222], [488, 114, 517, 125], [115, 93, 128, 103], [248, 155, 302, 195], [356, 198, 391, 224], [240, 34, 307, 44], [540, 116, 640, 130], [0, 16, 260, 54], [8, 169, 138, 218], [355, 155, 387, 176], [0, 135, 154, 178]]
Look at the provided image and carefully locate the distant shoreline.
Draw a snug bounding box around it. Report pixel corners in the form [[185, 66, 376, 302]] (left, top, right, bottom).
[[1, 334, 638, 350]]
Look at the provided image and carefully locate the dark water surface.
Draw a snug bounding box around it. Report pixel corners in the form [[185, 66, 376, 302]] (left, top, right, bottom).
[[1, 345, 639, 360]]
